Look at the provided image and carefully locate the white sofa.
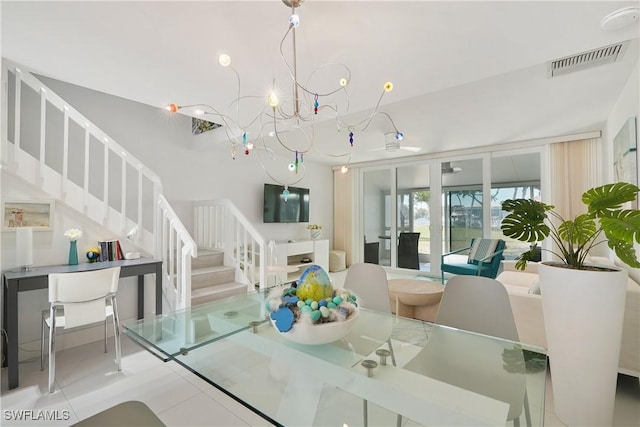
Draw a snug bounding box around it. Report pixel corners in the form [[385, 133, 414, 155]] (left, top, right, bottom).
[[496, 257, 640, 378]]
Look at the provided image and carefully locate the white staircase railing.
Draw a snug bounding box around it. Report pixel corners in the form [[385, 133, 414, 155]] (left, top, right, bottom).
[[193, 199, 266, 290], [158, 195, 197, 309], [1, 58, 195, 309]]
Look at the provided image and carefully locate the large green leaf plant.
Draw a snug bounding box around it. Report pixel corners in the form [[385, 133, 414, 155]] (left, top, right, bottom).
[[501, 182, 640, 271]]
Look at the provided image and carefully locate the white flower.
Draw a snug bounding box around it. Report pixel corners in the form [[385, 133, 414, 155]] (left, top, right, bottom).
[[64, 228, 83, 241]]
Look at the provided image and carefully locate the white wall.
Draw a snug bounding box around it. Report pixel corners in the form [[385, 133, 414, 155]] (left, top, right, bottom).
[[605, 61, 640, 282], [34, 75, 335, 245], [605, 60, 639, 183]]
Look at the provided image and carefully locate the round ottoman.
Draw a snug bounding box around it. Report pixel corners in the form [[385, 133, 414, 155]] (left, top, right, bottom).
[[329, 250, 346, 272], [388, 278, 444, 323]]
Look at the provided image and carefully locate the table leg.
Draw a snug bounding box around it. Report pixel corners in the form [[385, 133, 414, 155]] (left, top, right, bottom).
[[155, 263, 162, 315], [395, 296, 399, 320], [137, 275, 144, 320], [2, 279, 6, 368], [5, 280, 19, 389]]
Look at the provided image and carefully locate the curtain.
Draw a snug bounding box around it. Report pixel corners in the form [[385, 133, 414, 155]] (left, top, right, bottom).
[[550, 137, 600, 219], [333, 169, 353, 266], [549, 137, 602, 257]]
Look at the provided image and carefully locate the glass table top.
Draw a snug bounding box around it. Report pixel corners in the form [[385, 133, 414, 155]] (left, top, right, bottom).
[[124, 291, 547, 427]]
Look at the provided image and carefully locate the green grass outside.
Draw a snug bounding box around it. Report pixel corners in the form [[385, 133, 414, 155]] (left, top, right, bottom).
[[409, 224, 528, 260]]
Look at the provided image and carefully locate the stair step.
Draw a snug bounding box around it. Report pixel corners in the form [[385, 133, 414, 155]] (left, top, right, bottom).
[[192, 265, 235, 289], [191, 282, 248, 306], [192, 249, 223, 269]]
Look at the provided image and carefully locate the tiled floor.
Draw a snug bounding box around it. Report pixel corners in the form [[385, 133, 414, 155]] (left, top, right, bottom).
[[1, 269, 638, 426], [1, 338, 272, 426]]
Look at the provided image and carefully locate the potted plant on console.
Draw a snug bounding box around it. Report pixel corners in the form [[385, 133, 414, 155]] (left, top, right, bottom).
[[501, 182, 640, 426]]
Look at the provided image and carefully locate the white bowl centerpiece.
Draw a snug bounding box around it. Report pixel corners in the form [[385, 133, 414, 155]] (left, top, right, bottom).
[[265, 265, 359, 345]]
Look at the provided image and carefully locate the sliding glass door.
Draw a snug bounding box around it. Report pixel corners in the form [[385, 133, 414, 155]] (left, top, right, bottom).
[[362, 168, 390, 266], [357, 149, 543, 274], [397, 164, 430, 270], [442, 159, 483, 253], [491, 152, 541, 259]]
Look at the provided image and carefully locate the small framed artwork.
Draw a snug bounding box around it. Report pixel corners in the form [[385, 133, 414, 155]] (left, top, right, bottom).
[[613, 116, 638, 186], [2, 200, 54, 231]]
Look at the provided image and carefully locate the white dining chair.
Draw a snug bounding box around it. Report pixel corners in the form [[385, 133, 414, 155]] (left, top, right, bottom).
[[343, 263, 396, 426], [401, 275, 532, 427], [40, 267, 122, 393], [344, 263, 395, 344]]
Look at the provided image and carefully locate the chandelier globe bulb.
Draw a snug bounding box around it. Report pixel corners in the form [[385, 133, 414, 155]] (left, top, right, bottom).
[[218, 54, 231, 67], [268, 92, 280, 108]]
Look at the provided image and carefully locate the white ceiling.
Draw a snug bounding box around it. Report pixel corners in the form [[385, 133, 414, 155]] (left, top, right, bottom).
[[2, 1, 639, 166]]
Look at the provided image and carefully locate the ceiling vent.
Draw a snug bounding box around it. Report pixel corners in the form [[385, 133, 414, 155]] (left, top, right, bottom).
[[547, 40, 629, 78]]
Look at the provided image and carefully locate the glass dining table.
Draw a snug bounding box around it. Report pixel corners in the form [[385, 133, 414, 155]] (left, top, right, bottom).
[[123, 291, 547, 427]]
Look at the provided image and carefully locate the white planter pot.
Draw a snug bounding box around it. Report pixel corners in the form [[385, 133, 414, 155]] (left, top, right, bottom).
[[538, 262, 627, 426]]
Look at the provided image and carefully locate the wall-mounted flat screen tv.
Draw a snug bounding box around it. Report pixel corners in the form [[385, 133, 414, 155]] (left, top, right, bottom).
[[263, 183, 309, 223]]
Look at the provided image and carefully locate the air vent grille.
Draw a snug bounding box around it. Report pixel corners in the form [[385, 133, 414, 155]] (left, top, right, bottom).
[[547, 40, 629, 77]]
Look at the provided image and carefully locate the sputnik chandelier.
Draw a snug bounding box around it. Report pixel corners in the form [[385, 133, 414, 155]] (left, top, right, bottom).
[[165, 0, 403, 190]]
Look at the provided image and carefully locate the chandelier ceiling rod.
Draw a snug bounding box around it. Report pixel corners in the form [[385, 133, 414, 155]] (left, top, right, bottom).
[[291, 4, 301, 117]]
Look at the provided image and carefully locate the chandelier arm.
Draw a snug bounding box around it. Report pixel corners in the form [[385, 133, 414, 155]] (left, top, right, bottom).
[[377, 111, 401, 134], [311, 146, 353, 158], [340, 88, 389, 132], [318, 89, 351, 120], [227, 96, 270, 130], [267, 106, 313, 123], [304, 63, 353, 97], [279, 26, 351, 99], [256, 141, 307, 187], [261, 163, 306, 187], [228, 65, 242, 125], [271, 113, 314, 154], [271, 107, 296, 121], [356, 111, 400, 136]]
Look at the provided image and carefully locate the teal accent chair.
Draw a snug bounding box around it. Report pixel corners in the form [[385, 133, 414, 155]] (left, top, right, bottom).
[[441, 238, 505, 283]]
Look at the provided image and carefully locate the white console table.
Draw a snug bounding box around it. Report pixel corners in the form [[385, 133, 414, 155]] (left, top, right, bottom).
[[272, 239, 329, 284]]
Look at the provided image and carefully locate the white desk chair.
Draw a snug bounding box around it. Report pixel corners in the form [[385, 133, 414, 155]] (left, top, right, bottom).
[[401, 275, 532, 427], [40, 267, 122, 393]]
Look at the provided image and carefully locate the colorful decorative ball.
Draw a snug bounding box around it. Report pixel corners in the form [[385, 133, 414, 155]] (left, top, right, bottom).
[[86, 248, 100, 263]]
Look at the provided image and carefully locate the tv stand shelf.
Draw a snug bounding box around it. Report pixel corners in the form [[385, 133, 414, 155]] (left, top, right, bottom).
[[273, 240, 329, 284]]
